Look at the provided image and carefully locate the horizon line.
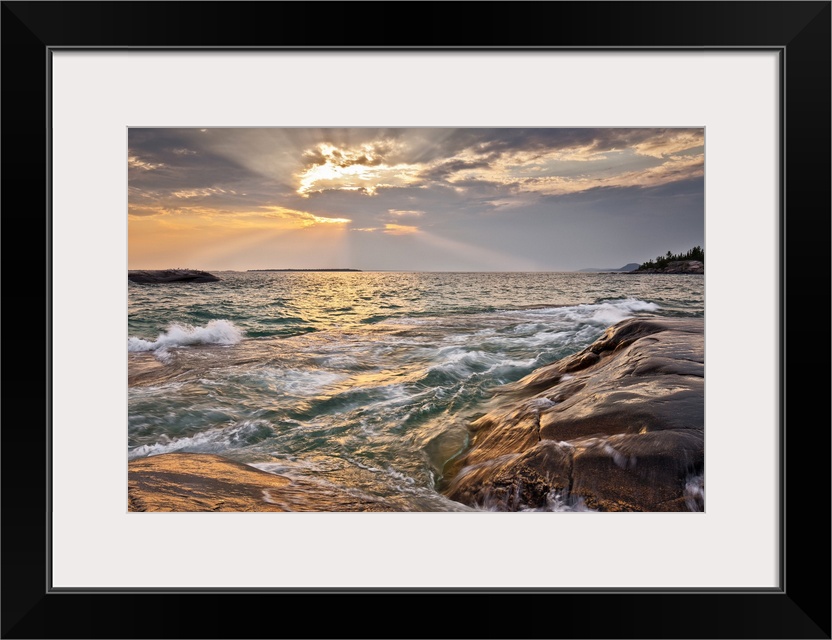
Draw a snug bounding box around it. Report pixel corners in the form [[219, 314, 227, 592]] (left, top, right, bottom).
[[125, 267, 627, 273]]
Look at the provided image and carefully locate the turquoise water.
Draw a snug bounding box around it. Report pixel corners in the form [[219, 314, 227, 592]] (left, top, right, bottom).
[[128, 271, 704, 511]]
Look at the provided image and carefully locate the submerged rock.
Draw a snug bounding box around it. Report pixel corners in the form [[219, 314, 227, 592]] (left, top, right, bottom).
[[440, 317, 704, 512], [128, 452, 402, 512], [128, 269, 220, 283]]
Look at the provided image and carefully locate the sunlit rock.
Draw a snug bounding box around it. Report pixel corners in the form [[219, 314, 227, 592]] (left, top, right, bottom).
[[128, 452, 403, 512], [441, 317, 704, 512]]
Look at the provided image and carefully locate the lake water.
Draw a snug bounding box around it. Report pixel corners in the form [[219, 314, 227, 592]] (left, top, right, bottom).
[[128, 271, 704, 511]]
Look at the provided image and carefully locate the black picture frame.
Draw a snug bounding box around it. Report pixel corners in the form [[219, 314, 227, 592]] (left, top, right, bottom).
[[2, 2, 829, 638]]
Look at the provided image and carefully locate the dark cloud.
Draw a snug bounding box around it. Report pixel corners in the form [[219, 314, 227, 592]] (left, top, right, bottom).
[[542, 174, 704, 207], [390, 128, 703, 165], [129, 128, 300, 216], [129, 129, 253, 191], [127, 207, 161, 217], [417, 159, 492, 182]]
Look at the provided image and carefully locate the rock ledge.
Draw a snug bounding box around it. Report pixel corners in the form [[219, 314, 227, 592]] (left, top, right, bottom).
[[440, 317, 704, 512], [128, 269, 220, 283]]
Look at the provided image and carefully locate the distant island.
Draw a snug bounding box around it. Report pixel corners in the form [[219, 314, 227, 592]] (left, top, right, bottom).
[[247, 268, 362, 272], [579, 263, 640, 273], [128, 269, 220, 284], [631, 246, 704, 274]]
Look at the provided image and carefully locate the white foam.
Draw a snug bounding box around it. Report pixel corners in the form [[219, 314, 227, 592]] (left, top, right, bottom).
[[482, 357, 539, 375], [572, 298, 660, 326], [612, 297, 661, 313], [603, 442, 637, 469], [684, 472, 705, 512], [430, 347, 536, 374], [372, 383, 412, 405], [154, 347, 174, 364], [317, 354, 362, 369], [128, 419, 273, 459], [128, 319, 243, 355], [244, 367, 346, 395], [512, 297, 659, 326], [485, 329, 572, 351], [473, 487, 596, 512], [542, 491, 596, 512]]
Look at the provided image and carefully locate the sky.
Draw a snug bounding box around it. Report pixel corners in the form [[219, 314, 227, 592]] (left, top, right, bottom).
[[128, 128, 704, 271]]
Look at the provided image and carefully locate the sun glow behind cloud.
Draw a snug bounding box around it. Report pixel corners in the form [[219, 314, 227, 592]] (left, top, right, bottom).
[[259, 206, 352, 227], [296, 142, 421, 196], [351, 223, 419, 235], [128, 155, 165, 171]]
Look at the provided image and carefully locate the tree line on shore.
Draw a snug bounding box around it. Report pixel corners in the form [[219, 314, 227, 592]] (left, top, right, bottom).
[[637, 246, 704, 271]]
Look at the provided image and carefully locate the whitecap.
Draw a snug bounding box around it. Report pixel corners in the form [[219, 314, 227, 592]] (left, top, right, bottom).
[[128, 319, 243, 361]]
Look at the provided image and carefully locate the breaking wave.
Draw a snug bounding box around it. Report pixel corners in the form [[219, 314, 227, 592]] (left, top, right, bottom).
[[128, 319, 243, 360]]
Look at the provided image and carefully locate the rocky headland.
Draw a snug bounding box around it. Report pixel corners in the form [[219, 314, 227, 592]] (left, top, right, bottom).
[[128, 269, 220, 284], [579, 262, 640, 273], [439, 317, 704, 511], [632, 260, 704, 274]]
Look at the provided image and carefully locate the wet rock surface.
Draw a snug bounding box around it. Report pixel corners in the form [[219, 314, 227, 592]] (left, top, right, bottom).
[[440, 317, 704, 512], [128, 452, 403, 512]]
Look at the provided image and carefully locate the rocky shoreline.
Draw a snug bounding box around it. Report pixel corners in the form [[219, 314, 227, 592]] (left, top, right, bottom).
[[128, 317, 704, 512], [128, 269, 220, 283]]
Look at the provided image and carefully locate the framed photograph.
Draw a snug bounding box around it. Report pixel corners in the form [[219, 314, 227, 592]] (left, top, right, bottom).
[[125, 123, 708, 517], [3, 2, 829, 638]]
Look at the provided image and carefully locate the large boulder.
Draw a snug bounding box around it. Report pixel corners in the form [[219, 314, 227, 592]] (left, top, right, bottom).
[[440, 317, 704, 511]]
